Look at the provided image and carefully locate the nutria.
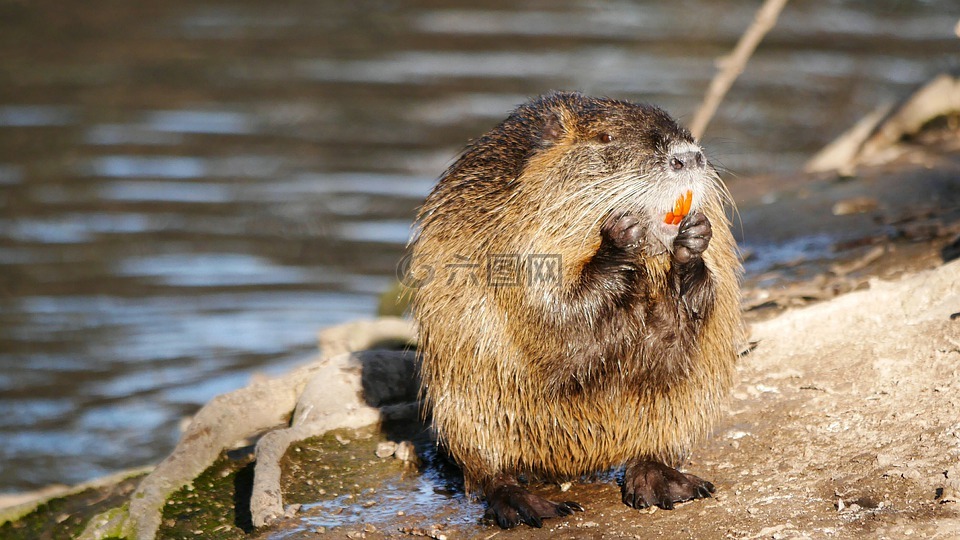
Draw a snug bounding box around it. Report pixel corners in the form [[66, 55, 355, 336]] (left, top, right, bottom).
[[409, 92, 742, 528]]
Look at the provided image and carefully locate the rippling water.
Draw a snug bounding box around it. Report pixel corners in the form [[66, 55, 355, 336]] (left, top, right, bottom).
[[0, 0, 957, 493]]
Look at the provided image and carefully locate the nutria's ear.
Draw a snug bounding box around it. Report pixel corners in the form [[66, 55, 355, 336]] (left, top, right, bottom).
[[542, 111, 566, 142]]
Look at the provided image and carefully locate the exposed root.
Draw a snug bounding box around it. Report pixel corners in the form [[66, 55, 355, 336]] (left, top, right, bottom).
[[78, 317, 416, 540]]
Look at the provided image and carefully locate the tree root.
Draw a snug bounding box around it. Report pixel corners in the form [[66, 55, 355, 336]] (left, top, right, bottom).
[[806, 73, 960, 175], [79, 317, 416, 540]]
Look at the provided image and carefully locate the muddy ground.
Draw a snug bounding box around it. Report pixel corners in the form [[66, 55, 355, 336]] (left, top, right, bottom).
[[2, 137, 960, 539]]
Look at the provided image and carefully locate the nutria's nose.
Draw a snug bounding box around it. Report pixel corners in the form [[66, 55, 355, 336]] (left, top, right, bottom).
[[669, 151, 705, 171]]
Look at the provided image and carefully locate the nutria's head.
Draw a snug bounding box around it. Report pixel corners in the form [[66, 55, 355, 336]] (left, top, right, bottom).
[[423, 92, 731, 259]]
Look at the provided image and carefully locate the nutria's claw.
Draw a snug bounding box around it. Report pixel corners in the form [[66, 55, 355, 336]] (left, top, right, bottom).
[[673, 210, 712, 264], [601, 211, 644, 251], [695, 483, 715, 499], [484, 483, 582, 529], [621, 460, 715, 511], [553, 500, 584, 516]]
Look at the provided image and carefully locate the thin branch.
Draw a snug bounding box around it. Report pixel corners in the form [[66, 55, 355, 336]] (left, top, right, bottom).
[[690, 0, 790, 140]]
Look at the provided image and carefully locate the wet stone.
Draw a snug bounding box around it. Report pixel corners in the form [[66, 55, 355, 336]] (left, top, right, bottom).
[[375, 441, 398, 458]]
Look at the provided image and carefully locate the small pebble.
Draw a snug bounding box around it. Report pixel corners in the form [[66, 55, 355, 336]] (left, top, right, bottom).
[[832, 196, 878, 216], [395, 441, 420, 466], [376, 441, 398, 458], [283, 503, 301, 518]]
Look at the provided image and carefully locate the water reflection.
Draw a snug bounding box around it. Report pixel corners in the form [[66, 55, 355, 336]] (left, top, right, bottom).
[[98, 180, 234, 203], [117, 253, 311, 286], [85, 125, 184, 146], [337, 220, 413, 244], [88, 156, 208, 179], [0, 0, 958, 494], [0, 106, 77, 127], [253, 173, 436, 199], [144, 110, 256, 135], [1, 219, 98, 244], [0, 164, 24, 185], [86, 155, 284, 179]]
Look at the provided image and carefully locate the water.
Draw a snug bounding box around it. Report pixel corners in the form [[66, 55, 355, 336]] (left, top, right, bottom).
[[1, 0, 957, 493]]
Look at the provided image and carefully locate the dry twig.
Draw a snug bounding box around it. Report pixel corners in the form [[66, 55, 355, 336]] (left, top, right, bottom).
[[690, 0, 790, 139]]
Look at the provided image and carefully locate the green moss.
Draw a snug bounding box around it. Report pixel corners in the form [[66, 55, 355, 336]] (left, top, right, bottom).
[[81, 504, 129, 539], [137, 425, 432, 538], [0, 475, 144, 540], [280, 427, 409, 505], [151, 429, 413, 538], [157, 450, 255, 540]]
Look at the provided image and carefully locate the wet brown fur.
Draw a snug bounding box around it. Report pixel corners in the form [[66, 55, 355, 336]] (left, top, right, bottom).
[[411, 92, 742, 495]]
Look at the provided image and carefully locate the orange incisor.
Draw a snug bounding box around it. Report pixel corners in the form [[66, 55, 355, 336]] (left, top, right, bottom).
[[664, 190, 693, 225]]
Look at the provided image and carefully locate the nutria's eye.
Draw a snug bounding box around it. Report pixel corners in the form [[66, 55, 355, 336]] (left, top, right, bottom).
[[597, 133, 612, 144]]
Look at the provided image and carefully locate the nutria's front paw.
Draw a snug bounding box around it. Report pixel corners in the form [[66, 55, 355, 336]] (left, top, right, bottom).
[[621, 460, 715, 510], [484, 484, 583, 529], [673, 211, 712, 264], [602, 211, 644, 251]]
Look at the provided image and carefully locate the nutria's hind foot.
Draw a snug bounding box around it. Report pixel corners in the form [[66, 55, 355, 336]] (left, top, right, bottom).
[[621, 460, 715, 510], [483, 482, 583, 529]]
